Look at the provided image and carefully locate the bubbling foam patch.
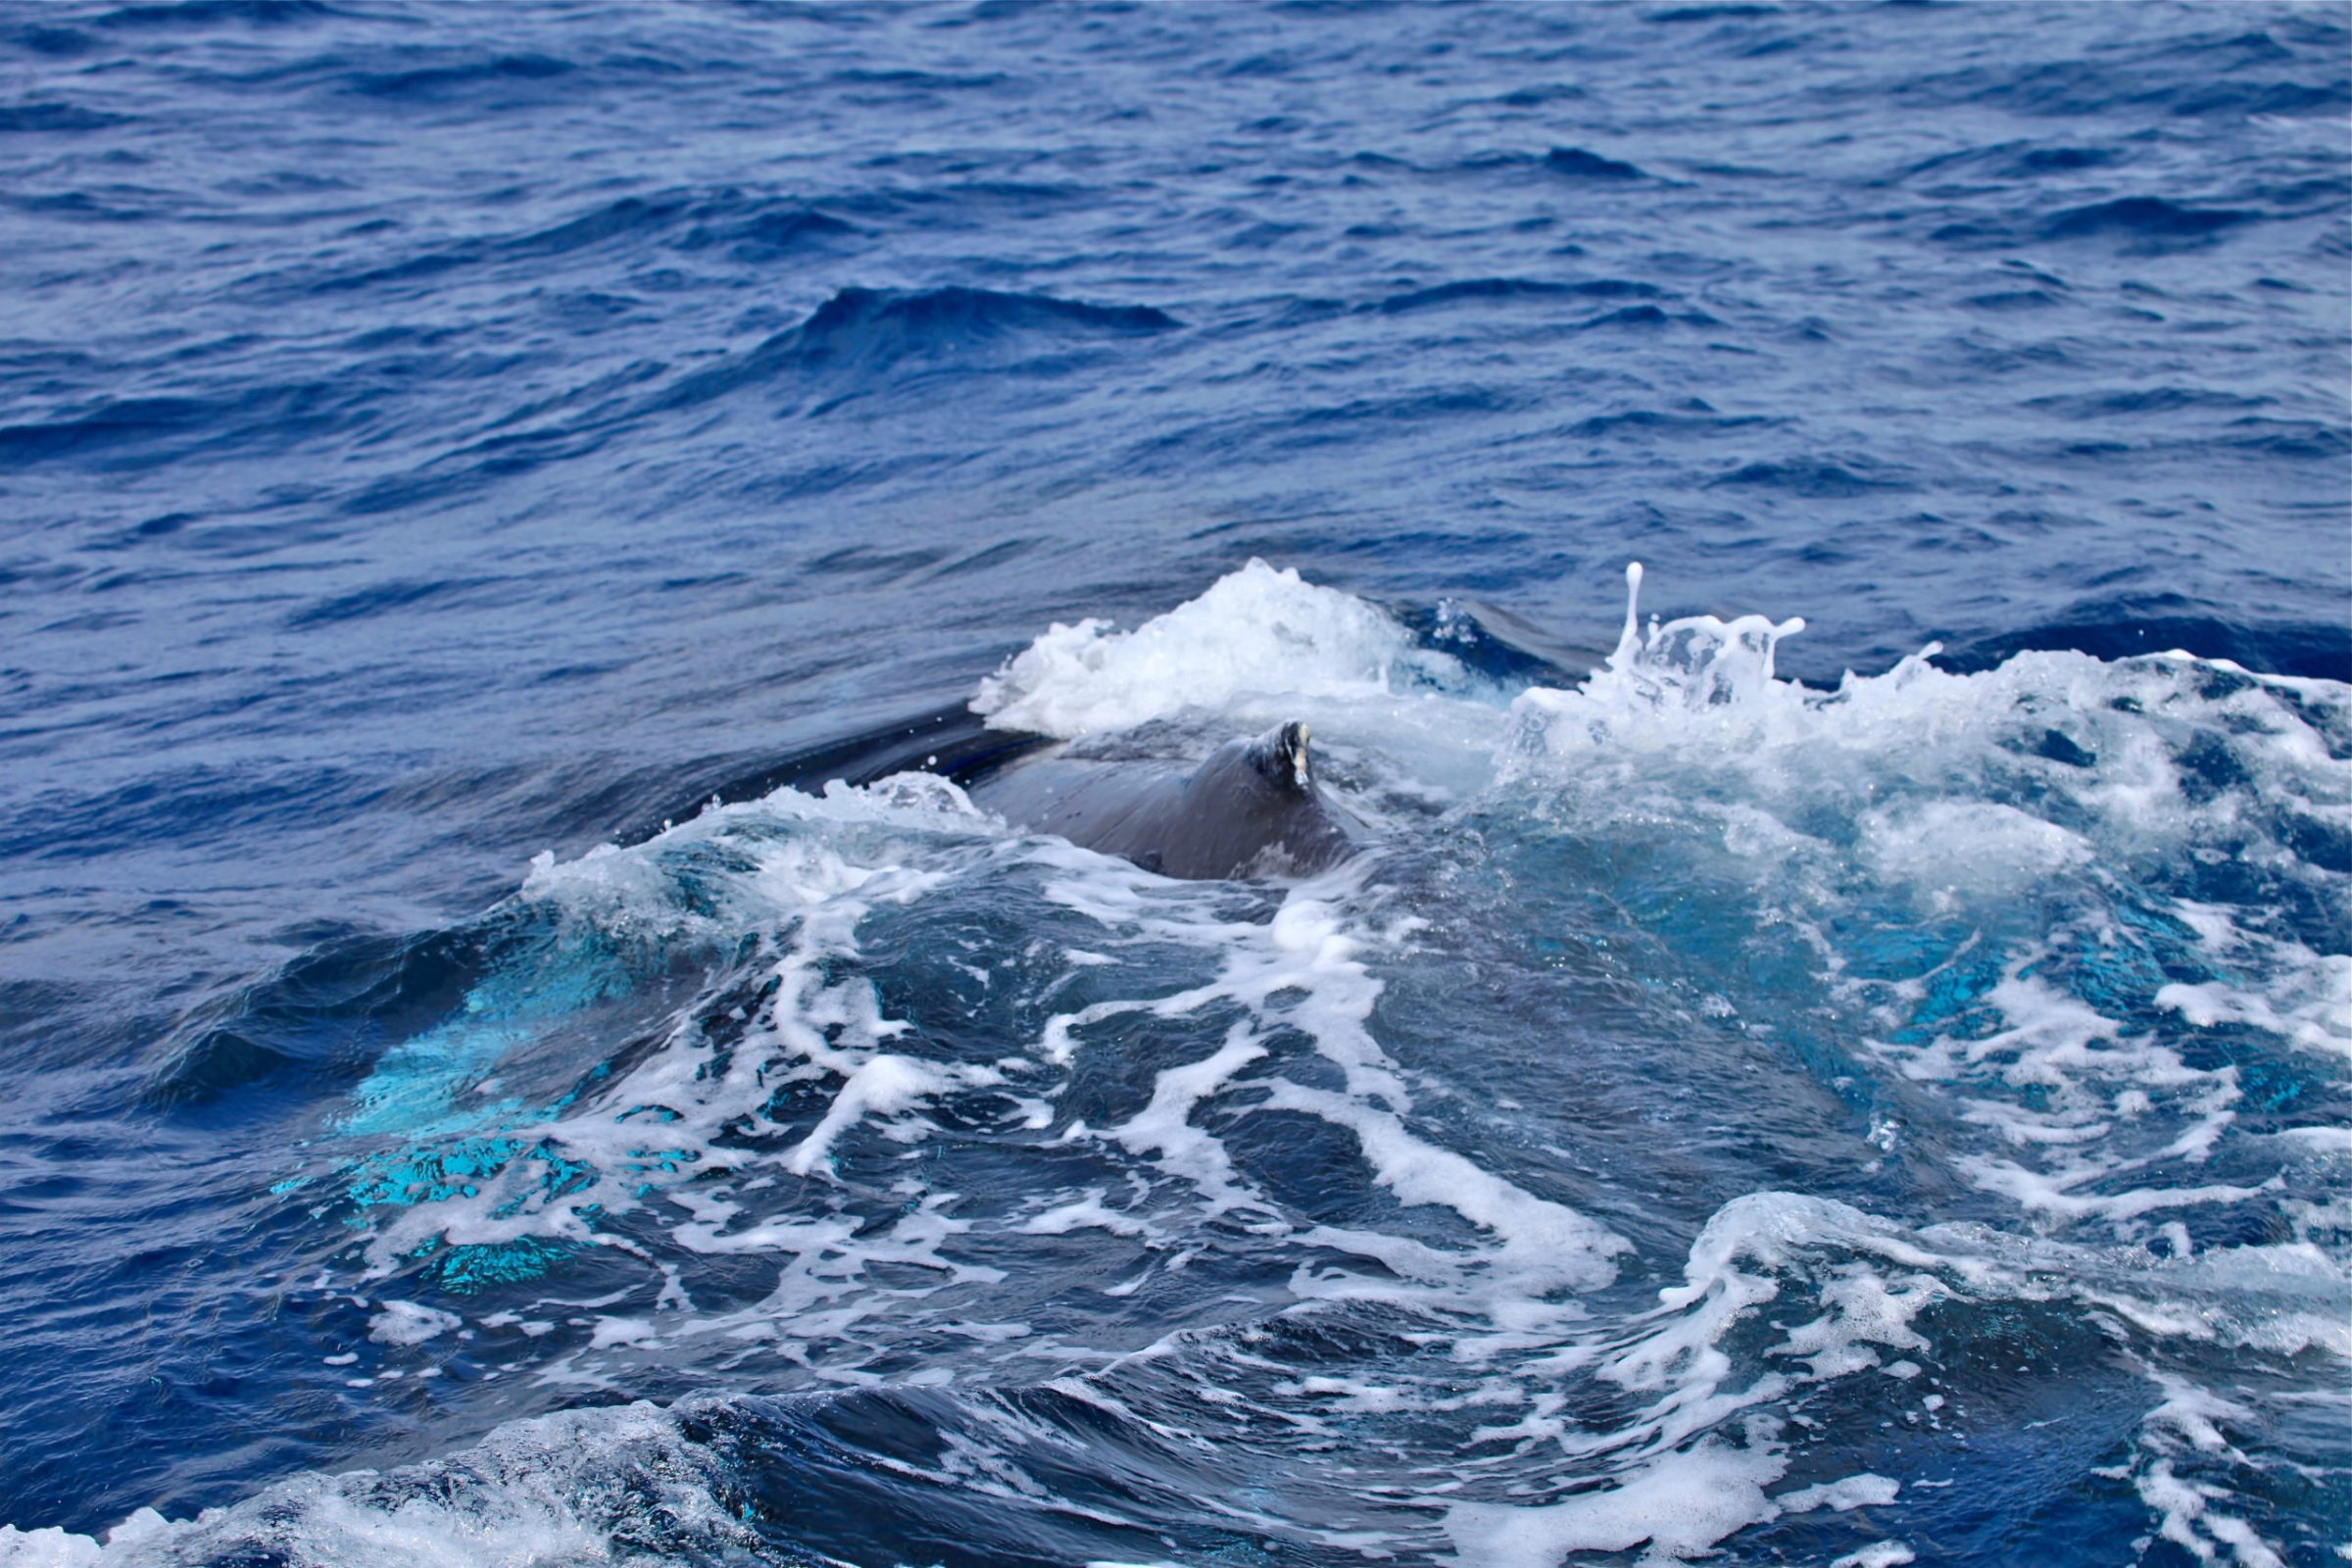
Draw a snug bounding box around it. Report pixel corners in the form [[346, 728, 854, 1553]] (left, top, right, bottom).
[[972, 557, 1475, 738], [1031, 855, 1631, 1321], [1437, 1190, 2343, 1568], [1508, 565, 2350, 860], [33, 564, 2341, 1567], [0, 1402, 753, 1568], [1501, 564, 2350, 1241], [279, 737, 1638, 1424], [13, 1183, 2332, 1568]]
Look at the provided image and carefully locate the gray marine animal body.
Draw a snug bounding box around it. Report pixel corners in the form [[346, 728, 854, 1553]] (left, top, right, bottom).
[[975, 721, 1357, 880]]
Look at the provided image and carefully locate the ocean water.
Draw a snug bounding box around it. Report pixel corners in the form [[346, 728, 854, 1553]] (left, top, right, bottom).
[[1, 2, 2347, 1564]]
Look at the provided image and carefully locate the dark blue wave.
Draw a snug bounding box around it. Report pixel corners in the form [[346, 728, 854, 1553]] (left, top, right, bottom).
[[3, 24, 100, 56], [1898, 140, 2128, 183], [143, 925, 490, 1110], [1543, 145, 1651, 181], [0, 382, 371, 467], [1376, 276, 1665, 314], [2040, 196, 2260, 241], [2024, 387, 2274, 418], [0, 100, 127, 132], [1583, 302, 1679, 329], [1950, 602, 2352, 685], [342, 51, 574, 99], [89, 0, 347, 28], [1874, 23, 2349, 122], [1572, 405, 1775, 438], [1648, 5, 1783, 22], [1709, 456, 1917, 498], [645, 285, 1179, 416]]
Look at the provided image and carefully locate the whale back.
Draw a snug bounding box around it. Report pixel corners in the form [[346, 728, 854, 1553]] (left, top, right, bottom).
[[975, 721, 1356, 880]]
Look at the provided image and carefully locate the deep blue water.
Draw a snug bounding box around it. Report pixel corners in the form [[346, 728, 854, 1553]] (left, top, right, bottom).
[[1, 3, 2347, 1565]]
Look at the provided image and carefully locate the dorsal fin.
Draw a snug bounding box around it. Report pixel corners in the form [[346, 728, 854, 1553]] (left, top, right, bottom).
[[1244, 720, 1313, 795]]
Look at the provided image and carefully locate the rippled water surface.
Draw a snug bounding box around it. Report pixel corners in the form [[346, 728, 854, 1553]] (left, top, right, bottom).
[[1, 3, 2346, 1565]]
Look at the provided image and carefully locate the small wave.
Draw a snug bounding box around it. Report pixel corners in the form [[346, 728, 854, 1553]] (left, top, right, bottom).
[[90, 0, 343, 27], [1571, 405, 1774, 437], [0, 398, 211, 462], [1884, 36, 2347, 123], [2039, 196, 2259, 242], [2003, 144, 2123, 173], [308, 193, 677, 293], [306, 187, 856, 295], [799, 284, 1176, 347], [2264, 172, 2352, 212], [1580, 301, 1676, 329], [2023, 387, 2275, 418], [0, 102, 129, 133], [0, 382, 372, 468], [1966, 286, 2063, 311], [1708, 455, 1914, 497], [825, 175, 1092, 220], [4, 23, 95, 56], [1491, 82, 1587, 108], [2225, 417, 2352, 462], [646, 285, 1177, 415], [326, 278, 1179, 506], [673, 200, 856, 261], [1375, 276, 1664, 314], [1949, 602, 2352, 685], [1648, 3, 1783, 20], [1544, 144, 1651, 180], [143, 927, 490, 1110], [1901, 140, 2126, 183], [343, 52, 576, 100], [831, 66, 1008, 92], [2164, 76, 2350, 120], [281, 574, 492, 630], [501, 193, 690, 258]]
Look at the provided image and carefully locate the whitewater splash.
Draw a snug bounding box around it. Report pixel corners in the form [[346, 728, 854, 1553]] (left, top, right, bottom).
[[6, 564, 2344, 1567]]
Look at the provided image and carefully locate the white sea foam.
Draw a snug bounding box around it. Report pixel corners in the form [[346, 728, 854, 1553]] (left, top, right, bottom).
[[220, 564, 2345, 1564], [1831, 1545, 1917, 1568], [1865, 956, 2261, 1224], [82, 1184, 2308, 1568], [366, 1299, 461, 1347], [0, 1527, 102, 1568], [1507, 565, 2351, 873], [1857, 800, 2093, 900], [1501, 564, 2349, 1257], [2131, 1372, 2290, 1567], [2159, 902, 2352, 1064], [312, 775, 1029, 1385], [1445, 1431, 1802, 1567], [1437, 1186, 2340, 1568], [299, 722, 1632, 1417], [971, 557, 1474, 738], [1034, 858, 1630, 1322], [0, 1403, 755, 1568]]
